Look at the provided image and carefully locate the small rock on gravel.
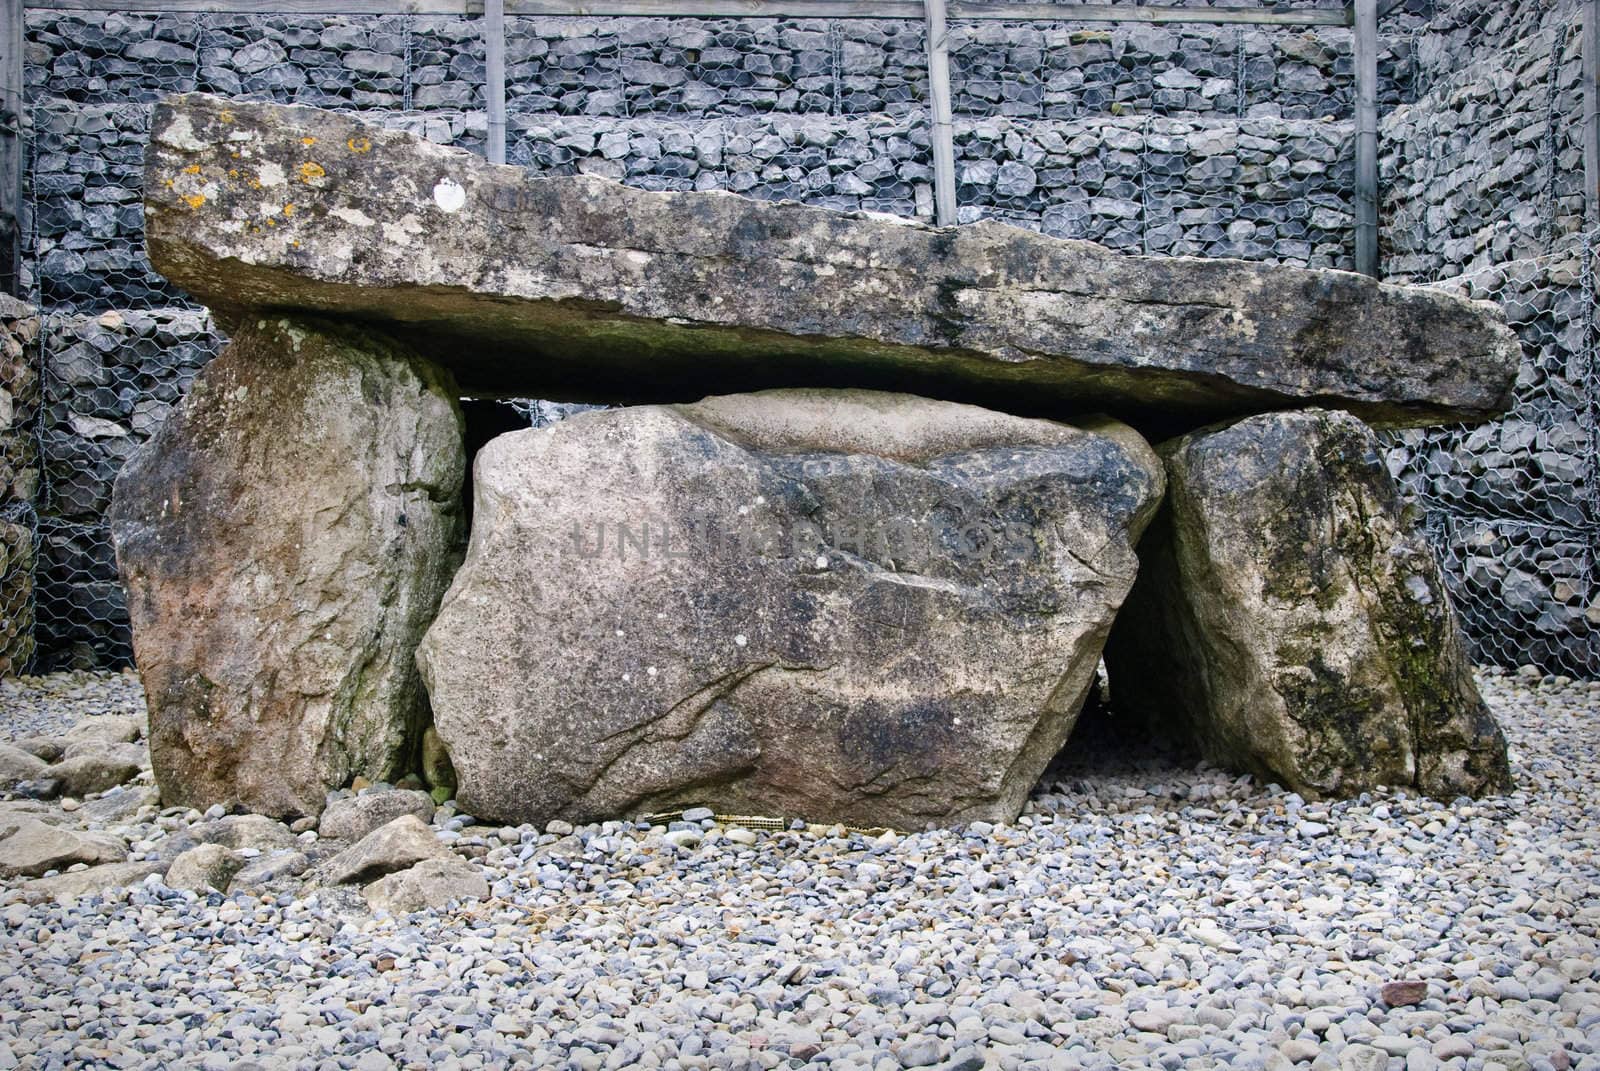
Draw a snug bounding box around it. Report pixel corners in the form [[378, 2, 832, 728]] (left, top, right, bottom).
[[1381, 979, 1428, 1007], [362, 856, 488, 913], [321, 815, 450, 884], [20, 860, 166, 903], [195, 813, 296, 851], [229, 850, 309, 891], [8, 737, 62, 763], [319, 788, 435, 842], [63, 713, 142, 745], [0, 817, 124, 877], [165, 843, 243, 893], [0, 744, 48, 789], [49, 751, 142, 797]]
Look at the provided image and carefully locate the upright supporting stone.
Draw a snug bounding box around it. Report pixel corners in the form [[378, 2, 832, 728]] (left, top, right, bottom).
[[1105, 409, 1511, 800], [416, 389, 1165, 830], [110, 318, 465, 818]]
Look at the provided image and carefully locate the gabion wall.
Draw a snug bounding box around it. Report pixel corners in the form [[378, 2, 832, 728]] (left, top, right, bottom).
[[1379, 0, 1598, 677], [0, 295, 39, 676], [4, 0, 1596, 680]]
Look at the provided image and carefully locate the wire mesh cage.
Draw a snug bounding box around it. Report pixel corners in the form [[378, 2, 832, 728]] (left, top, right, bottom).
[[2, 1, 1597, 683], [942, 13, 1368, 267], [1385, 232, 1599, 677], [0, 296, 39, 676], [499, 16, 930, 219], [1369, 0, 1597, 678]]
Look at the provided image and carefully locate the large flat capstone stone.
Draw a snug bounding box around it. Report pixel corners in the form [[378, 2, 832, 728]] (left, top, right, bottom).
[[414, 389, 1165, 829], [146, 93, 1518, 429]]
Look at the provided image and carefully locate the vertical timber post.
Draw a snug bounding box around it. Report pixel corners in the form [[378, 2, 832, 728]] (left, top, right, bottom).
[[484, 0, 507, 165], [924, 0, 957, 226], [1584, 0, 1599, 226], [1353, 0, 1379, 277], [0, 0, 22, 294]]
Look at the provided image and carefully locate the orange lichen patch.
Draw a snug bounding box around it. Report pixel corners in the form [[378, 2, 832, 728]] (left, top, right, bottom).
[[283, 203, 295, 216], [219, 109, 234, 123], [298, 162, 326, 183], [182, 164, 201, 175], [347, 136, 372, 154], [266, 218, 276, 226], [301, 137, 317, 147], [291, 239, 301, 248], [183, 194, 207, 209], [228, 168, 240, 179]]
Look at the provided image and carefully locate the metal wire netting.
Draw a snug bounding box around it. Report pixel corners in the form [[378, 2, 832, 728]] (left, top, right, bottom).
[[1374, 0, 1597, 678], [0, 298, 38, 676], [1382, 232, 1599, 678], [3, 4, 1597, 681]]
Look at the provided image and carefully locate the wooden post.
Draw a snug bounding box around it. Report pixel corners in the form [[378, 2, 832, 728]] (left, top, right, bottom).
[[1584, 0, 1599, 226], [0, 0, 22, 294], [1353, 0, 1379, 277], [924, 0, 956, 226], [484, 0, 506, 164]]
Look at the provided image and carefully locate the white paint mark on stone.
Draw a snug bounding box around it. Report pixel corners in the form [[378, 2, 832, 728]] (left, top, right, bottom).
[[734, 634, 748, 647], [433, 178, 466, 213]]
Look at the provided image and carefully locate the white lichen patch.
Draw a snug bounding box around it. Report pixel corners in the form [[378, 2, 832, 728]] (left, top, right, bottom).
[[153, 115, 212, 152], [331, 207, 377, 228], [277, 320, 308, 352], [256, 162, 286, 188], [380, 214, 424, 247]]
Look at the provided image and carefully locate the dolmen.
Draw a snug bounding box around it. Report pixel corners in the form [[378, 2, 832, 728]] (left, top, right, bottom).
[[110, 93, 1516, 828]]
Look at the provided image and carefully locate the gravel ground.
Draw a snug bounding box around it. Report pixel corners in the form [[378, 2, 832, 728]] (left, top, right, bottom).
[[1, 667, 1597, 1071], [0, 669, 145, 740]]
